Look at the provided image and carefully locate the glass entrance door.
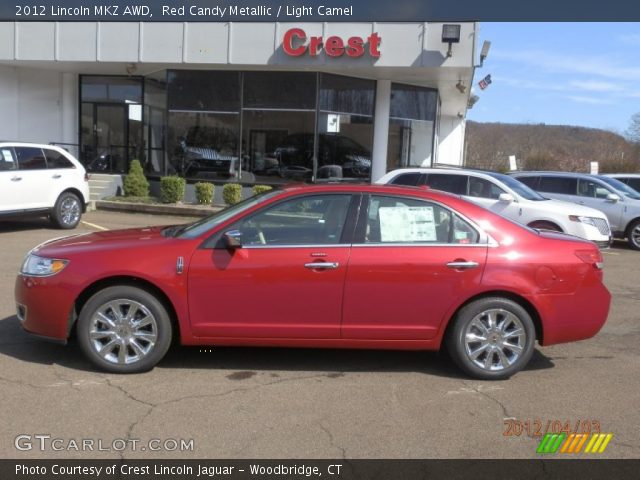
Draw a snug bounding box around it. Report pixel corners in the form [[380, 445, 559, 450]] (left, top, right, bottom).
[[80, 103, 128, 173]]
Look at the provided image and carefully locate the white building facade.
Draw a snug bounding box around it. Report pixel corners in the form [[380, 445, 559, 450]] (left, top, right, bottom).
[[0, 21, 477, 184]]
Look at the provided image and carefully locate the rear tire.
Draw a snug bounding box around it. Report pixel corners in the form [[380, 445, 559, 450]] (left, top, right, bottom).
[[528, 221, 562, 232], [51, 191, 82, 229], [446, 297, 536, 380], [77, 286, 173, 373], [627, 219, 640, 250]]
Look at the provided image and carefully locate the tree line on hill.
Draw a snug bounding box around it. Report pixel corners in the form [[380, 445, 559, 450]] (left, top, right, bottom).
[[464, 120, 640, 173]]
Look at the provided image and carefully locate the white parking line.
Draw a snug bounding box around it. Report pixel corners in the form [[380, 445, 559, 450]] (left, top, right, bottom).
[[602, 251, 619, 255], [81, 221, 109, 231]]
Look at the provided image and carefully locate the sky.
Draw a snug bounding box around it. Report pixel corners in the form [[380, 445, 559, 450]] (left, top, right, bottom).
[[467, 23, 640, 135]]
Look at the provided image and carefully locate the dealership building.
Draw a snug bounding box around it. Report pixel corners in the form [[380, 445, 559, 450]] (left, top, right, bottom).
[[0, 21, 477, 185]]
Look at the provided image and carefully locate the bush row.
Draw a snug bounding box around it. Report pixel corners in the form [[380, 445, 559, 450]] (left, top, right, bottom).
[[123, 163, 272, 205]]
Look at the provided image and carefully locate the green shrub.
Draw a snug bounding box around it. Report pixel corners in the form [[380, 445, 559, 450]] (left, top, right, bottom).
[[252, 185, 273, 196], [222, 183, 243, 205], [195, 182, 214, 205], [123, 160, 149, 197], [160, 176, 186, 203]]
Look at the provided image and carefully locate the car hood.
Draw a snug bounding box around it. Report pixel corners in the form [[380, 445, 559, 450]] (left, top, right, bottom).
[[541, 198, 608, 218], [32, 226, 171, 256]]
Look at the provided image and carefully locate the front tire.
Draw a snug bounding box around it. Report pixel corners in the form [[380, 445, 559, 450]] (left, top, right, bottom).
[[626, 219, 640, 250], [77, 286, 173, 373], [446, 297, 536, 380], [51, 191, 82, 229]]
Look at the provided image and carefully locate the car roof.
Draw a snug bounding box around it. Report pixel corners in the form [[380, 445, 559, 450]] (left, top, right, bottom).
[[510, 171, 597, 179], [278, 182, 463, 202], [380, 167, 508, 182], [605, 173, 640, 178]]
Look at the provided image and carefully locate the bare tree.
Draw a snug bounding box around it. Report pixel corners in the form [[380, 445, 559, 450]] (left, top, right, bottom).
[[625, 112, 640, 144]]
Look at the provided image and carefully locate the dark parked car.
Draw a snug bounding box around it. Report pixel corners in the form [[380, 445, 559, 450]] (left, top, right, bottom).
[[265, 133, 372, 180]]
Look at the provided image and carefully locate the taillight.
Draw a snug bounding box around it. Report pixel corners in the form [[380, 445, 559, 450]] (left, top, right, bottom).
[[575, 249, 604, 270]]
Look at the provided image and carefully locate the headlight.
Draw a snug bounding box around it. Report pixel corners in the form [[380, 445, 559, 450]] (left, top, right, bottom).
[[21, 254, 69, 277], [569, 215, 597, 227]]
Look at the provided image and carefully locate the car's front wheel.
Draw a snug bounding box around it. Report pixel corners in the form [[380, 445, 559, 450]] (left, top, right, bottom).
[[626, 219, 640, 250], [447, 297, 536, 380], [77, 286, 173, 373], [51, 191, 82, 229]]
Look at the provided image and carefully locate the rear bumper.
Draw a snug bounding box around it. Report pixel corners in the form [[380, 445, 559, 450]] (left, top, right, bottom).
[[530, 278, 611, 346]]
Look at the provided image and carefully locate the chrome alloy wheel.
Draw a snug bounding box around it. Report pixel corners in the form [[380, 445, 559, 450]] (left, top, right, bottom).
[[89, 299, 158, 365], [60, 196, 81, 226], [463, 308, 526, 372], [631, 224, 640, 249]]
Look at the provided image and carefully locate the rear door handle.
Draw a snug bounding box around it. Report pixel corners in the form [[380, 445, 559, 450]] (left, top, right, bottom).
[[52, 174, 62, 179], [11, 176, 22, 182], [304, 262, 339, 270], [446, 261, 479, 270]]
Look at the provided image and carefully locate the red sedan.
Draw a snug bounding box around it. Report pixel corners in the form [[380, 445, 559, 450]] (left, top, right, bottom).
[[15, 184, 610, 379]]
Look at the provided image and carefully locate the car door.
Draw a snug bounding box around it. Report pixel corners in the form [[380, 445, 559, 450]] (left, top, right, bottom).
[[13, 147, 51, 209], [43, 148, 79, 203], [0, 147, 22, 212], [342, 194, 487, 340], [188, 193, 356, 339], [576, 179, 624, 231]]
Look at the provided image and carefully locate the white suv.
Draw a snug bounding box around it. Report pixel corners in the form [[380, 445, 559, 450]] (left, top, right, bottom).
[[0, 143, 90, 229], [377, 168, 612, 247]]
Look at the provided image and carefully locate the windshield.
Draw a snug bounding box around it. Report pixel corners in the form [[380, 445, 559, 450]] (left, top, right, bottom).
[[483, 172, 547, 201], [176, 189, 282, 238], [597, 176, 640, 200]]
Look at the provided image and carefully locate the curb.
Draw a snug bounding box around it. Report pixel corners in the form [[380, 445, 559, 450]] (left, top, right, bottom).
[[95, 200, 223, 217]]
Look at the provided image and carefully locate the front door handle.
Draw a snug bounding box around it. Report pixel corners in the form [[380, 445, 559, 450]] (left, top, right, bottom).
[[304, 262, 339, 270], [446, 261, 479, 270], [52, 174, 62, 179], [11, 176, 22, 182]]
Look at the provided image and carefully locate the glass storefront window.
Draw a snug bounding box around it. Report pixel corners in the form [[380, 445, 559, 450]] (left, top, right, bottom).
[[243, 72, 316, 110], [242, 110, 315, 182], [387, 83, 437, 171], [167, 71, 240, 112], [81, 76, 142, 103], [167, 112, 240, 179], [318, 74, 375, 181]]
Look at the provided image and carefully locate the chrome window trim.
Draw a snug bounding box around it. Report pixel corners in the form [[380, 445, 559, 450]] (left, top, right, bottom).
[[352, 242, 491, 248], [241, 244, 351, 250]]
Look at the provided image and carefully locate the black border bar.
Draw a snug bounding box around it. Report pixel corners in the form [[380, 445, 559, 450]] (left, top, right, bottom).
[[3, 459, 640, 480], [5, 0, 640, 22]]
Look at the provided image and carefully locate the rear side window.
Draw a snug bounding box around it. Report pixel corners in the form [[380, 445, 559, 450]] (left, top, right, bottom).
[[538, 176, 577, 194], [15, 147, 47, 170], [363, 195, 479, 244], [44, 149, 74, 169], [625, 178, 640, 192], [516, 176, 539, 189], [426, 173, 468, 195], [0, 147, 16, 171], [390, 172, 424, 186]]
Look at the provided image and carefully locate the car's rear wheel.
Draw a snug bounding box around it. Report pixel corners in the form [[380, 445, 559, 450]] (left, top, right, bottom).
[[626, 219, 640, 250], [447, 297, 536, 380], [77, 286, 172, 373], [51, 191, 82, 229], [528, 221, 562, 232]]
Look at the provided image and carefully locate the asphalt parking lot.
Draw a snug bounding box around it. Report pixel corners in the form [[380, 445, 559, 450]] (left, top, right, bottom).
[[0, 210, 639, 459]]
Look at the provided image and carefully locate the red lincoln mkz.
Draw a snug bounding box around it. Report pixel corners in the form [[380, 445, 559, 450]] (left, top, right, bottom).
[[15, 184, 611, 379]]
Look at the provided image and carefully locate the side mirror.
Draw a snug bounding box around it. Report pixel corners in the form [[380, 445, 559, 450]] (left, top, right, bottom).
[[606, 193, 621, 203], [223, 230, 243, 249], [498, 193, 515, 203]]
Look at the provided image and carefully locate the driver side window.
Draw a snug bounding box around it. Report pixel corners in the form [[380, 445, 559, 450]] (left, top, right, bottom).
[[233, 194, 352, 246]]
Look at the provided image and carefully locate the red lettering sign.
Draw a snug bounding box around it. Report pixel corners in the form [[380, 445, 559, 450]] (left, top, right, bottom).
[[282, 28, 381, 58]]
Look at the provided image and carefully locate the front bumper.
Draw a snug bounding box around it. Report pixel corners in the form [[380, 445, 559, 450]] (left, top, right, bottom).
[[14, 274, 75, 341]]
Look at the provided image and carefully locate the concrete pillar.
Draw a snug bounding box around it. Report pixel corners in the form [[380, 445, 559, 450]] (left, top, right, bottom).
[[61, 72, 78, 157], [371, 79, 391, 183]]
